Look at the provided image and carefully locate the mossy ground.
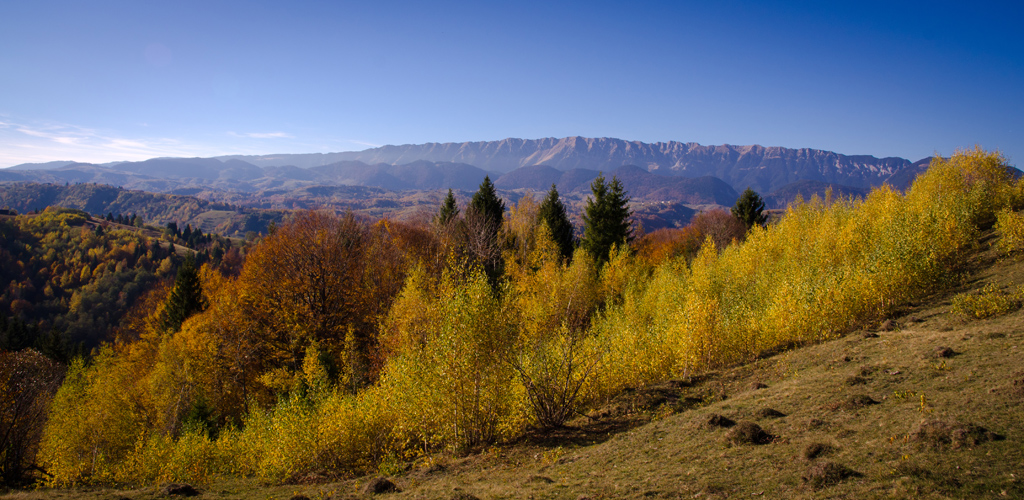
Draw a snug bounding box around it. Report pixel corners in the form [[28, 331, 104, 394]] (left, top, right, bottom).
[[6, 234, 1024, 500]]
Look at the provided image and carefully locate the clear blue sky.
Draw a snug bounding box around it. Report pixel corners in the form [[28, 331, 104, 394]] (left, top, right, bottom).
[[1, 0, 1021, 167]]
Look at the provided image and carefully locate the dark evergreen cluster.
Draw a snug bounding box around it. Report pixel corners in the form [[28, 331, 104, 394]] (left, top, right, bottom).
[[731, 187, 768, 229], [105, 212, 140, 227], [166, 221, 213, 249], [581, 173, 633, 262]]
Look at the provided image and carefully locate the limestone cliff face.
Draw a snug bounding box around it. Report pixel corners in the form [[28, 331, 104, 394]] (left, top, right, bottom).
[[316, 137, 916, 194]]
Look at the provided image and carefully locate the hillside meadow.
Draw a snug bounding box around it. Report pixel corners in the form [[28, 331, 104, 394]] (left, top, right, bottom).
[[2, 148, 1021, 498]]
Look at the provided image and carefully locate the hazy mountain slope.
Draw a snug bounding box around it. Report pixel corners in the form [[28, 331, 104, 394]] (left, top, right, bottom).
[[495, 165, 564, 191], [4, 138, 949, 204], [221, 137, 923, 194]]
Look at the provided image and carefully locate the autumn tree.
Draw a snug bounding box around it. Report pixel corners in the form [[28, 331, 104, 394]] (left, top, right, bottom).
[[240, 210, 398, 393], [581, 173, 632, 263], [0, 349, 63, 486], [732, 187, 768, 229], [538, 184, 575, 261], [690, 209, 748, 250]]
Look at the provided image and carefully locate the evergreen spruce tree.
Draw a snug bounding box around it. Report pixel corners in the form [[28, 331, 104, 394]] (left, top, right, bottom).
[[468, 176, 504, 227], [466, 176, 506, 280], [538, 184, 575, 261], [435, 188, 460, 226], [581, 173, 633, 262], [731, 187, 768, 229], [161, 254, 207, 332]]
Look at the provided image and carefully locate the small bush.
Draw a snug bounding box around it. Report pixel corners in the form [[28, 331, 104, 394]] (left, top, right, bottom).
[[995, 209, 1024, 255], [950, 283, 1023, 320]]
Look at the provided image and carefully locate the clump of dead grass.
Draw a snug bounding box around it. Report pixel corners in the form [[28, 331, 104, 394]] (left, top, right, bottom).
[[910, 419, 1004, 449], [725, 421, 774, 445], [803, 442, 835, 460], [754, 408, 785, 419], [802, 461, 861, 490], [703, 414, 735, 429], [831, 394, 879, 411]]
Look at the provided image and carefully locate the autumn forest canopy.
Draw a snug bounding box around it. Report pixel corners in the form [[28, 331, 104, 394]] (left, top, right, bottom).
[[2, 149, 1022, 488]]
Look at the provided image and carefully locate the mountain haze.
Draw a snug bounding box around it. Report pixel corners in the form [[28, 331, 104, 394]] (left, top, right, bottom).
[[219, 137, 923, 194], [3, 138, 946, 212]]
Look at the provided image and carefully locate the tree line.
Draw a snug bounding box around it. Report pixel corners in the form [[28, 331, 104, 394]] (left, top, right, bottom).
[[3, 168, 779, 486]]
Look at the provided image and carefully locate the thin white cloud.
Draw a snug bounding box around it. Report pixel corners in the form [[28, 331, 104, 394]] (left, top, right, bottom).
[[0, 119, 229, 167], [228, 131, 293, 139]]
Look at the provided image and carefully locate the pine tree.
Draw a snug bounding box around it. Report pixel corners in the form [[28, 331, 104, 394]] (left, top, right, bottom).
[[581, 173, 632, 262], [435, 189, 460, 226], [731, 187, 768, 229], [161, 255, 207, 332], [538, 184, 575, 261], [468, 176, 504, 227], [466, 176, 506, 279]]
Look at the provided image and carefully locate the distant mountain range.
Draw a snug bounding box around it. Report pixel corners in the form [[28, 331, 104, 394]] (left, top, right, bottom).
[[3, 137, 939, 208]]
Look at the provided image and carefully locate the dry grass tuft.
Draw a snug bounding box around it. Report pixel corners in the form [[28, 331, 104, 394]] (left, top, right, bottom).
[[803, 442, 834, 460], [832, 394, 878, 411], [910, 419, 1004, 449], [361, 477, 400, 494], [844, 375, 867, 386], [802, 461, 860, 490], [755, 408, 786, 419], [725, 421, 774, 445], [703, 414, 735, 428]]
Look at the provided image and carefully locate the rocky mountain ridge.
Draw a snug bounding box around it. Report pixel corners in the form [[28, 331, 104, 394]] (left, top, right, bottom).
[[217, 136, 927, 194], [3, 137, 937, 209]]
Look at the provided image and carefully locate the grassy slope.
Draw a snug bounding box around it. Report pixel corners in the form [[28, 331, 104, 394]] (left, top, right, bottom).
[[6, 233, 1024, 500]]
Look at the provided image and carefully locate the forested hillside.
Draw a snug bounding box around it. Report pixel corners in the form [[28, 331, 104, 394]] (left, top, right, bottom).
[[0, 183, 288, 236], [0, 208, 242, 353], [1, 149, 1020, 495]]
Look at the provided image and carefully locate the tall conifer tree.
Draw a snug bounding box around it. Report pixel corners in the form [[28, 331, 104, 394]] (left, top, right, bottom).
[[581, 173, 632, 262], [468, 176, 504, 227], [731, 187, 768, 229], [467, 176, 505, 280], [538, 184, 575, 261], [435, 189, 460, 226], [161, 254, 207, 332]]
